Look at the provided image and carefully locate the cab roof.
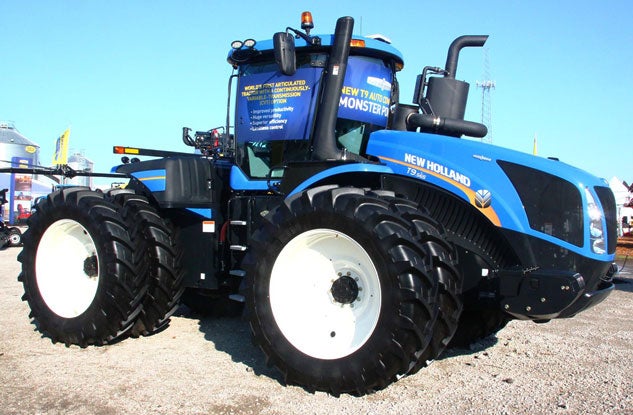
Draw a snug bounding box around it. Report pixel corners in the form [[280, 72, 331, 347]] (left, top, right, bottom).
[[228, 34, 404, 68]]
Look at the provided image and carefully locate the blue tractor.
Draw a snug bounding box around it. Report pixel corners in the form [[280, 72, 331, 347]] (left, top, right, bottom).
[[16, 13, 617, 395]]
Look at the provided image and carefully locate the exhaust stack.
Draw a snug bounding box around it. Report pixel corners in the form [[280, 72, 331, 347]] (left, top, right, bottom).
[[425, 35, 488, 121], [444, 35, 488, 79], [407, 35, 488, 138]]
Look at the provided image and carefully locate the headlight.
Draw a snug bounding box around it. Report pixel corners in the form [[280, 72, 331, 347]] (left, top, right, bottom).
[[585, 188, 605, 254]]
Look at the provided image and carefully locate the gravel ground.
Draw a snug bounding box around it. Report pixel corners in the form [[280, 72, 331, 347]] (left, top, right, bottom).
[[1, 246, 632, 415]]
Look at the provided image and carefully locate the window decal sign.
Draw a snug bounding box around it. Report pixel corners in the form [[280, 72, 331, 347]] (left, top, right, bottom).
[[236, 67, 323, 143], [338, 56, 392, 126]]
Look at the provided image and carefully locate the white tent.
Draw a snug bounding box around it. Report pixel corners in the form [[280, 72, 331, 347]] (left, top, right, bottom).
[[609, 176, 633, 236]]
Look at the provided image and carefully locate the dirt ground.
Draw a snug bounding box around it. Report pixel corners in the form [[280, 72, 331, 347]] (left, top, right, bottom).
[[1, 246, 632, 415], [617, 235, 633, 258]]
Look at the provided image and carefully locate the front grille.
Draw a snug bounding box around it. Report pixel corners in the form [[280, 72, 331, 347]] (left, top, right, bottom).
[[594, 186, 617, 254], [498, 161, 583, 247]]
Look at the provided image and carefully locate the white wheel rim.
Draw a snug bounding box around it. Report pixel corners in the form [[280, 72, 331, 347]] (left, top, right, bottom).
[[270, 229, 381, 360], [35, 219, 100, 318], [9, 233, 20, 244]]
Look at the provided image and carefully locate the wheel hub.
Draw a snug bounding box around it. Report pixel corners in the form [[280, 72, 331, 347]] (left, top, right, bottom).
[[83, 255, 98, 277], [36, 219, 101, 318], [330, 275, 359, 304], [270, 228, 381, 360]]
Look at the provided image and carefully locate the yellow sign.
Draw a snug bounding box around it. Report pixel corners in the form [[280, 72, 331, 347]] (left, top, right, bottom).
[[52, 128, 70, 165], [25, 145, 36, 154]]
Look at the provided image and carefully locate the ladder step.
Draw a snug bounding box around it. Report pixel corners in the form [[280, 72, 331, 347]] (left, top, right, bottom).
[[230, 269, 246, 277], [229, 294, 245, 303], [230, 245, 247, 252]]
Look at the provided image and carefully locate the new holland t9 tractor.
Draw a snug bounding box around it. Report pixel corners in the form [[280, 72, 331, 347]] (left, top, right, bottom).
[[13, 13, 617, 395]]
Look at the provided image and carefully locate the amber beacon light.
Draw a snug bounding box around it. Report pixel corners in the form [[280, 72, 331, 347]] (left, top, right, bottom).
[[301, 11, 314, 34]]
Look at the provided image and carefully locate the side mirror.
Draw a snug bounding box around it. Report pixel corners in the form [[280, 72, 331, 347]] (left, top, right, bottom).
[[273, 32, 296, 76], [269, 166, 285, 179]]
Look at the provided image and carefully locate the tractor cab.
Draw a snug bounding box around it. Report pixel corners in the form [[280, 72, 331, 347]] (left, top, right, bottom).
[[226, 12, 404, 180]]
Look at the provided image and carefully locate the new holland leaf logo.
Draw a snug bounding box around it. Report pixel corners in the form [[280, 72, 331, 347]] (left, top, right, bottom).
[[475, 189, 492, 208]]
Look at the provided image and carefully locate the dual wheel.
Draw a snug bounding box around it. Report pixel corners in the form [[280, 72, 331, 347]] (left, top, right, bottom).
[[18, 188, 183, 346], [17, 185, 474, 393], [245, 186, 463, 395]]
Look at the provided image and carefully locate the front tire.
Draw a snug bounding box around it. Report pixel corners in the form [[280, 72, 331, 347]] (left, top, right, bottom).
[[18, 188, 147, 346], [245, 186, 450, 395], [407, 187, 516, 348]]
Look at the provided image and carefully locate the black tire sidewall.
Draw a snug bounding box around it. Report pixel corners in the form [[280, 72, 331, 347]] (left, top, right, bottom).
[[20, 190, 141, 345], [107, 190, 184, 336], [247, 188, 439, 394], [253, 212, 400, 376]]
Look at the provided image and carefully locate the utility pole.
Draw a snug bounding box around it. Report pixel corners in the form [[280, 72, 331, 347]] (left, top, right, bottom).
[[476, 48, 495, 143]]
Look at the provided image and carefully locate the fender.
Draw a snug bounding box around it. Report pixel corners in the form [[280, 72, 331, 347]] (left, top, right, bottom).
[[230, 162, 393, 195], [366, 130, 614, 261], [115, 156, 220, 212], [286, 163, 393, 196]]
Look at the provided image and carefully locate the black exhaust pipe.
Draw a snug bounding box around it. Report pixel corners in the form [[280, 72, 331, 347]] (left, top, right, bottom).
[[413, 35, 488, 137], [407, 113, 488, 138], [311, 16, 355, 161], [444, 35, 488, 79], [425, 35, 488, 121]]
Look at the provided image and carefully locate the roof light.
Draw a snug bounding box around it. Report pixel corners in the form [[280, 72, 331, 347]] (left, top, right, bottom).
[[113, 146, 139, 155], [350, 39, 365, 48], [301, 11, 314, 34], [232, 39, 256, 50]]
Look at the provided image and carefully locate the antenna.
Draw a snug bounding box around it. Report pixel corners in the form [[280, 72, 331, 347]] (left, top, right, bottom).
[[476, 48, 495, 143]]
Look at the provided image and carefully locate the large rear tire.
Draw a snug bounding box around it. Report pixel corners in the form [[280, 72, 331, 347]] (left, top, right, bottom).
[[108, 190, 185, 337], [245, 186, 456, 395], [18, 188, 148, 346]]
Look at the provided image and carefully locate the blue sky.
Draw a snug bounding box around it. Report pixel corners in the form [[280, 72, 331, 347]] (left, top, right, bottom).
[[1, 1, 631, 185]]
